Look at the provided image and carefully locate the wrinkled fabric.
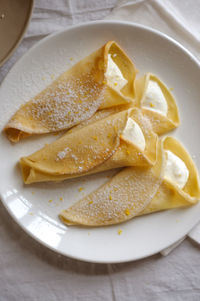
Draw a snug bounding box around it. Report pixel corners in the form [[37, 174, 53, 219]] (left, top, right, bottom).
[[0, 1, 200, 300], [106, 0, 200, 60]]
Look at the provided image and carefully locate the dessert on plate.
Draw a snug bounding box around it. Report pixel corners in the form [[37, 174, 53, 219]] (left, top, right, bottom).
[[4, 41, 136, 142], [72, 72, 180, 136], [59, 137, 200, 226], [3, 39, 199, 229], [135, 73, 180, 134], [20, 108, 157, 184]]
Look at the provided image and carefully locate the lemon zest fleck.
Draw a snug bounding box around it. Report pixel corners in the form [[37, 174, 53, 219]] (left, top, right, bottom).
[[48, 199, 53, 203], [89, 200, 93, 204], [78, 187, 84, 192], [118, 229, 122, 235], [125, 209, 130, 216]]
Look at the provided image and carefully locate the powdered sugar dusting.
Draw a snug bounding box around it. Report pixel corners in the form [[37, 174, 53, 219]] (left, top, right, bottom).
[[23, 111, 127, 183], [20, 72, 104, 132], [146, 115, 162, 130], [61, 166, 161, 226], [135, 109, 153, 138], [56, 147, 71, 161]]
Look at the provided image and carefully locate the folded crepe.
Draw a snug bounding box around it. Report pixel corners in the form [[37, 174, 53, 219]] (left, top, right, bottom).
[[71, 73, 180, 137], [59, 136, 200, 226], [20, 108, 158, 184], [67, 103, 132, 134], [4, 41, 136, 142], [135, 73, 180, 135], [140, 136, 200, 215]]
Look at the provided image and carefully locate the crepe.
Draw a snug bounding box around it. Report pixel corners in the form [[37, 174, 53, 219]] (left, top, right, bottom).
[[59, 137, 200, 226], [4, 41, 136, 142], [67, 103, 132, 134], [20, 108, 158, 184], [71, 72, 180, 136], [140, 136, 200, 215], [59, 139, 164, 226], [135, 73, 180, 135]]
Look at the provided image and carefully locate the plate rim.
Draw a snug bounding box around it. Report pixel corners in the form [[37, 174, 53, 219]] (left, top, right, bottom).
[[1, 20, 200, 87], [1, 20, 200, 264]]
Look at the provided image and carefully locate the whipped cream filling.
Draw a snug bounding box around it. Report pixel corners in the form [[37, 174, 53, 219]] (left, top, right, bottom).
[[164, 150, 189, 189], [121, 118, 146, 151], [142, 80, 168, 116], [105, 54, 128, 91]]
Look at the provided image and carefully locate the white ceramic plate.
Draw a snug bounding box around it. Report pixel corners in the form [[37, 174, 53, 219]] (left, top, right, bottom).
[[0, 21, 200, 263]]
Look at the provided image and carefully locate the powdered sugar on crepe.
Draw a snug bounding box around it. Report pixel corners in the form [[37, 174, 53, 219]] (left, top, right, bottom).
[[56, 147, 71, 161], [60, 166, 162, 226], [24, 73, 104, 132]]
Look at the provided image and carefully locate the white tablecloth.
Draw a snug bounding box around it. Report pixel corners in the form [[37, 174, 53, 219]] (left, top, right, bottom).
[[1, 1, 200, 300]]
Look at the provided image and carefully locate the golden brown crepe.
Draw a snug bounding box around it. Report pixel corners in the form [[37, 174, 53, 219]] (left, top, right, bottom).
[[59, 137, 200, 227], [135, 73, 180, 135], [140, 136, 200, 215], [70, 72, 180, 137], [4, 41, 136, 142], [20, 108, 158, 184]]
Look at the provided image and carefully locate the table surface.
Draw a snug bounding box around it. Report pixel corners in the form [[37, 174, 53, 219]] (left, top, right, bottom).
[[1, 1, 200, 300]]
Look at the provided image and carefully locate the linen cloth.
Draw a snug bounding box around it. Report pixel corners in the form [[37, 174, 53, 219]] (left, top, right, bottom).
[[0, 1, 200, 300]]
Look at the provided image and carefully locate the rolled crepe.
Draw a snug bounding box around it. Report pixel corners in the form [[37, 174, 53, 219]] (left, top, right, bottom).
[[20, 108, 158, 184], [72, 72, 180, 136], [4, 41, 136, 142], [67, 103, 132, 134], [135, 73, 180, 135], [140, 136, 200, 215], [59, 137, 200, 227]]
